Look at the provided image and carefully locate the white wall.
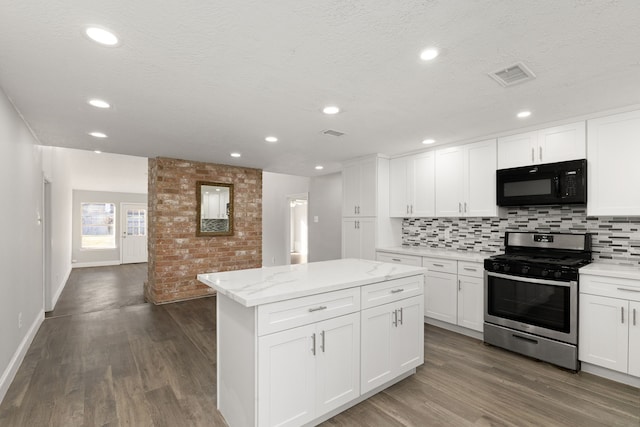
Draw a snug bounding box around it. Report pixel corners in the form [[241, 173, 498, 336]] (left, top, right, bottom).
[[308, 173, 343, 262], [72, 190, 148, 267], [67, 149, 148, 193], [41, 147, 73, 311], [0, 88, 45, 403], [262, 172, 310, 266]]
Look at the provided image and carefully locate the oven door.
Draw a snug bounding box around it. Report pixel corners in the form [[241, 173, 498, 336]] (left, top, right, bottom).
[[484, 271, 577, 344]]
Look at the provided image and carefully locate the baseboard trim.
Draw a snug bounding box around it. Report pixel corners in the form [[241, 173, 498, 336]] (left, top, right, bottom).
[[72, 260, 120, 268], [49, 265, 72, 311], [0, 309, 44, 404], [581, 362, 640, 388], [424, 317, 484, 341]]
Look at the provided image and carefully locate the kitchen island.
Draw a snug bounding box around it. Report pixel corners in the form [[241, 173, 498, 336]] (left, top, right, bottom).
[[198, 258, 426, 427]]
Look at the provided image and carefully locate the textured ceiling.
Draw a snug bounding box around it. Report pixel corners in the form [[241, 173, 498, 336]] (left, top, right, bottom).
[[1, 0, 639, 176]]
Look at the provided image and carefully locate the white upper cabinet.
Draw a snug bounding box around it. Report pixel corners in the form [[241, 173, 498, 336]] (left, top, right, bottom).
[[343, 157, 377, 217], [434, 146, 465, 217], [465, 139, 498, 217], [389, 152, 435, 218], [435, 139, 497, 217], [587, 109, 640, 216], [497, 122, 586, 169]]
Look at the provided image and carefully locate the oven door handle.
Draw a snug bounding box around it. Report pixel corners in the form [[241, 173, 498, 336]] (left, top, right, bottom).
[[486, 271, 574, 287]]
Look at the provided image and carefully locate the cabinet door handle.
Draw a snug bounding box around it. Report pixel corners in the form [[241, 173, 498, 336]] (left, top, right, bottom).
[[354, 206, 357, 215], [539, 146, 542, 161], [320, 330, 325, 353], [531, 147, 535, 162], [390, 288, 404, 294], [406, 205, 409, 214], [458, 279, 461, 291], [463, 267, 477, 272], [634, 308, 637, 326], [398, 307, 403, 325], [308, 305, 328, 312], [464, 202, 467, 213], [458, 202, 462, 213], [357, 205, 360, 214], [392, 258, 402, 262], [410, 205, 414, 214], [311, 333, 316, 356], [392, 309, 398, 327], [617, 287, 640, 293], [433, 263, 444, 267], [621, 307, 625, 324]]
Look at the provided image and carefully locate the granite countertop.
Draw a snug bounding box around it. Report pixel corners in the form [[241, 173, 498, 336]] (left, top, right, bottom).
[[376, 246, 495, 263], [580, 263, 640, 281], [197, 258, 427, 307]]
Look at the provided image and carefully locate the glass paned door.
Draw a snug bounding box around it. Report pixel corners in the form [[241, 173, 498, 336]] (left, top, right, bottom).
[[121, 203, 148, 264]]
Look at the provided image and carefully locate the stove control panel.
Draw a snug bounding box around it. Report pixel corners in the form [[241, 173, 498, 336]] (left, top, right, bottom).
[[484, 259, 579, 282]]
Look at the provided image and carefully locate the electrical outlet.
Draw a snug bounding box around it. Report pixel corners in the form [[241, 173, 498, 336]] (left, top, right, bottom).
[[18, 312, 22, 329]]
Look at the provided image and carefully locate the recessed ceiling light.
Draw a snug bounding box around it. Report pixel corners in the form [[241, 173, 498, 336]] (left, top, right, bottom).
[[265, 136, 278, 143], [420, 48, 439, 61], [315, 165, 324, 170], [88, 99, 111, 109], [85, 27, 119, 46], [230, 152, 241, 158], [322, 106, 340, 115], [89, 131, 107, 138], [422, 138, 436, 145], [94, 150, 102, 154], [517, 110, 532, 118]]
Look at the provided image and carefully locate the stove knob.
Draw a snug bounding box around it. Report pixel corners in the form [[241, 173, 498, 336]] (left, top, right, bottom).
[[521, 266, 530, 274], [503, 265, 511, 272], [541, 270, 549, 277], [492, 263, 500, 271], [554, 271, 562, 279]]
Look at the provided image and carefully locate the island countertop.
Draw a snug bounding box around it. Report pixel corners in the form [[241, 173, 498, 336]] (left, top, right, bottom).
[[197, 258, 427, 307]]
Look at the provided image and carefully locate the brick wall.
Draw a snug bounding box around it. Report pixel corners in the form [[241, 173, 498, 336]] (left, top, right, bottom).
[[146, 157, 262, 304]]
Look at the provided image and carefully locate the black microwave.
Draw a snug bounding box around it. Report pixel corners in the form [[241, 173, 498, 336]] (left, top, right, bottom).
[[496, 159, 587, 206]]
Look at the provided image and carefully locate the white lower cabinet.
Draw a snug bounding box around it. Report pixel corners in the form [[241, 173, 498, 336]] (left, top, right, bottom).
[[579, 273, 640, 378], [423, 257, 484, 333], [361, 295, 424, 394], [579, 294, 629, 374], [424, 270, 457, 324], [258, 313, 360, 427], [457, 274, 484, 331]]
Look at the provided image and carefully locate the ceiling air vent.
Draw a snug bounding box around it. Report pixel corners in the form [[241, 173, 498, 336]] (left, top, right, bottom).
[[489, 62, 536, 87], [323, 129, 345, 137]]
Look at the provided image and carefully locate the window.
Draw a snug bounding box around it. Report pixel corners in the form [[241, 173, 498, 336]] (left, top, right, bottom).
[[126, 208, 146, 236], [81, 203, 116, 249]]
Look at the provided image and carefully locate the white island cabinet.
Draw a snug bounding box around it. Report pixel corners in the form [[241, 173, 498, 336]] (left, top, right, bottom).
[[198, 258, 426, 427]]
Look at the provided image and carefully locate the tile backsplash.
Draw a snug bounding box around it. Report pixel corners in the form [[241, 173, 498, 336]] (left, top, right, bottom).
[[402, 205, 640, 266]]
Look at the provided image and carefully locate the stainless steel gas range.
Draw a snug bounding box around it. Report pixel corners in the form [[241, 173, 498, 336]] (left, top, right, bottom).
[[484, 232, 592, 371]]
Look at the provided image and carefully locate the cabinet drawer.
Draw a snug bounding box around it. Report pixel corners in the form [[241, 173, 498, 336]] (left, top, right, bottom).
[[581, 274, 640, 302], [422, 257, 457, 274], [457, 261, 484, 278], [376, 252, 422, 266], [361, 275, 424, 310], [258, 288, 360, 336]]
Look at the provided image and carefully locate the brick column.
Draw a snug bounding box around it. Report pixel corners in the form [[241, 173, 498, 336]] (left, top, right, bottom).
[[146, 157, 262, 304]]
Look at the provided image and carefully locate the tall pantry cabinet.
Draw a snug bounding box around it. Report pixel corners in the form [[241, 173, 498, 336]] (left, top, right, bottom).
[[342, 155, 396, 260]]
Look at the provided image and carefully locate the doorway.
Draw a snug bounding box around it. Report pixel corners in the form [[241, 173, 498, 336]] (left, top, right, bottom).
[[288, 194, 308, 265], [120, 203, 148, 264]]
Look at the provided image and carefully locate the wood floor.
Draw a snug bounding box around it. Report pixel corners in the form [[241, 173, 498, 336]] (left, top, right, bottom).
[[2, 266, 639, 426], [46, 263, 147, 318]]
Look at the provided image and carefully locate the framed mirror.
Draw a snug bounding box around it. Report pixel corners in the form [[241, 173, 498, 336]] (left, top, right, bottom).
[[196, 181, 234, 236]]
